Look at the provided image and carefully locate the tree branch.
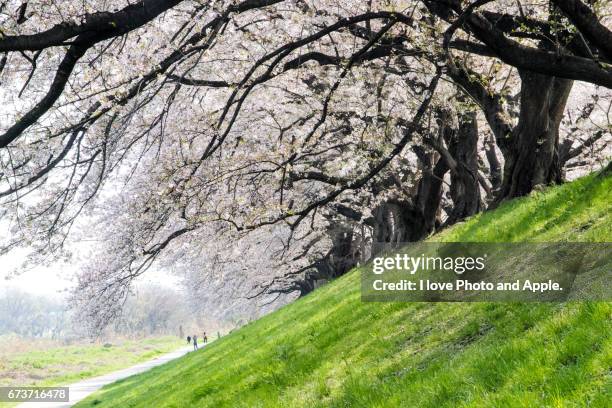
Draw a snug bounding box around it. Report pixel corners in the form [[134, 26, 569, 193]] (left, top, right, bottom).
[[552, 0, 612, 61]]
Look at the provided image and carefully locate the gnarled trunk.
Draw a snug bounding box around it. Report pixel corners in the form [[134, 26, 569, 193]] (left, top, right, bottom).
[[372, 200, 431, 244], [484, 133, 502, 192], [413, 147, 448, 235], [498, 70, 573, 199], [446, 109, 482, 224]]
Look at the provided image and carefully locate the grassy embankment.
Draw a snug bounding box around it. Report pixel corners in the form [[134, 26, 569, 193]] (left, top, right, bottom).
[[78, 171, 611, 407], [0, 336, 182, 407]]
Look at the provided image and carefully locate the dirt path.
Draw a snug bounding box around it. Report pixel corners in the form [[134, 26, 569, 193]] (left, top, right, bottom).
[[16, 346, 192, 408]]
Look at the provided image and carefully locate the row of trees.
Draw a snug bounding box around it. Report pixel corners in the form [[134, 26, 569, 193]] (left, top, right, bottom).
[[0, 286, 195, 338], [0, 289, 69, 338], [0, 0, 609, 330]]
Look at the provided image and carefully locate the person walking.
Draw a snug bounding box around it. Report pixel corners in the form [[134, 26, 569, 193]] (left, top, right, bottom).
[[187, 335, 191, 344], [203, 332, 208, 346], [193, 335, 198, 350]]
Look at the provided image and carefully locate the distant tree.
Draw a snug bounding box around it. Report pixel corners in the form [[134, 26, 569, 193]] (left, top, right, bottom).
[[0, 289, 71, 338], [110, 285, 189, 336]]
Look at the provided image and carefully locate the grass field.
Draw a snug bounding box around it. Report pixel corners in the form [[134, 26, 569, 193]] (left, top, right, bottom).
[[0, 336, 182, 407], [77, 171, 611, 407]]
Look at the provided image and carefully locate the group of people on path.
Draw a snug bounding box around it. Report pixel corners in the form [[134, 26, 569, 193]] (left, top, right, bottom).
[[186, 332, 208, 350]]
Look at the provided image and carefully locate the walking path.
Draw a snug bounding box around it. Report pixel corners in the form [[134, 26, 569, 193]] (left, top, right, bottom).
[[17, 346, 192, 408]]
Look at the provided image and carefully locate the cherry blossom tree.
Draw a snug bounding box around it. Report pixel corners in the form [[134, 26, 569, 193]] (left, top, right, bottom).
[[0, 0, 609, 331]]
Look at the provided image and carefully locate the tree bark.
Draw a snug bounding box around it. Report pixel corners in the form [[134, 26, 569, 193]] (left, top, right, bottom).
[[446, 109, 482, 224], [484, 133, 502, 192], [498, 71, 573, 199], [372, 200, 432, 243], [413, 147, 448, 235]]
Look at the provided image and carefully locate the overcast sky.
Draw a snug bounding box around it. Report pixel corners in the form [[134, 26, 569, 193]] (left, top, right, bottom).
[[0, 248, 73, 296], [1, 247, 181, 297]]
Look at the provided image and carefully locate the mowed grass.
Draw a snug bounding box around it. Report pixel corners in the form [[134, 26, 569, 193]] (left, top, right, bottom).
[[0, 336, 183, 407], [77, 171, 611, 407]]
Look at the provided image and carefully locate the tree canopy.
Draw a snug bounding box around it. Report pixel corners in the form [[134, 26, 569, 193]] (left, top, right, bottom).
[[0, 0, 609, 330]]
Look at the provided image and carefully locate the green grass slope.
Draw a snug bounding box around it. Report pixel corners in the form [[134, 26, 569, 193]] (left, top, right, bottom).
[[78, 172, 611, 408]]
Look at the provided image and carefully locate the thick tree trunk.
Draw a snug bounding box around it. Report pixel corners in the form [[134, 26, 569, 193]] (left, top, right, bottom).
[[446, 109, 482, 224], [324, 226, 359, 278], [484, 133, 502, 192], [421, 159, 449, 231], [298, 224, 361, 294], [423, 106, 481, 224], [498, 71, 573, 200], [413, 147, 449, 235], [372, 200, 433, 244]]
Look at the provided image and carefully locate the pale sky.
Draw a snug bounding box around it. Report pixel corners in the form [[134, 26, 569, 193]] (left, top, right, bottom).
[[0, 247, 181, 297], [0, 248, 73, 296]]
